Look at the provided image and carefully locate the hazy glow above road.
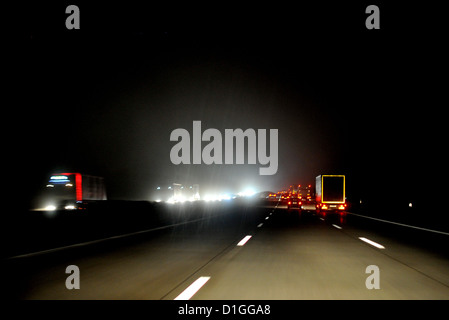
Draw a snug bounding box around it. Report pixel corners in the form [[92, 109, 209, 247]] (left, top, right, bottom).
[[237, 188, 256, 197]]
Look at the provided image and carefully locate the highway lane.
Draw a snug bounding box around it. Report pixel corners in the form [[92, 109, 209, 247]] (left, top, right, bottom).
[[2, 201, 267, 299], [2, 201, 449, 300], [180, 211, 449, 299]]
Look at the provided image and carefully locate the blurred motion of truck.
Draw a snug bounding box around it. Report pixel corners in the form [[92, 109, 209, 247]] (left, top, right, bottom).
[[41, 173, 107, 211], [315, 175, 346, 215]]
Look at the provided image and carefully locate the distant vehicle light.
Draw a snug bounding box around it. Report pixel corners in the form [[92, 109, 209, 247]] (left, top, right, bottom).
[[49, 175, 70, 183], [65, 183, 73, 187], [50, 175, 68, 180], [65, 205, 76, 210], [240, 188, 256, 197], [45, 205, 56, 211], [220, 194, 231, 201]]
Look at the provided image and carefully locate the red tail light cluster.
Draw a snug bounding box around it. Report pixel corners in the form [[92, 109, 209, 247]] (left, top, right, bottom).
[[319, 203, 346, 210]]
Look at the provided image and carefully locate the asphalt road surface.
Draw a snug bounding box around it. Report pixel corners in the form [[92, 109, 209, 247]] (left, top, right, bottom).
[[3, 200, 449, 300]]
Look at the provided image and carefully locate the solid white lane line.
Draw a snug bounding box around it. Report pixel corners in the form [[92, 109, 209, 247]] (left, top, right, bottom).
[[359, 237, 385, 249], [174, 276, 211, 300], [332, 224, 342, 230], [237, 235, 252, 246], [257, 223, 263, 228], [348, 212, 449, 236]]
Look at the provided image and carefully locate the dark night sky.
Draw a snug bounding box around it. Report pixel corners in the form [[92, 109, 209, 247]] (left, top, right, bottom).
[[6, 2, 446, 210]]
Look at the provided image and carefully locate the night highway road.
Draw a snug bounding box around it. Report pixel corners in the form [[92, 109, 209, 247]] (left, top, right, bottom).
[[3, 200, 449, 300], [7, 4, 448, 316]]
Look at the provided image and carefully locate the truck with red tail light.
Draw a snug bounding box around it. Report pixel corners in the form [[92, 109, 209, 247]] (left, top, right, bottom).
[[315, 175, 346, 214], [42, 173, 106, 211]]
